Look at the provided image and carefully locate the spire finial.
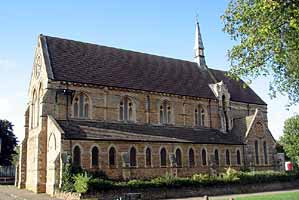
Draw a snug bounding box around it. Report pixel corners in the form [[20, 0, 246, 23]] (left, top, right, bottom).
[[194, 17, 206, 68]]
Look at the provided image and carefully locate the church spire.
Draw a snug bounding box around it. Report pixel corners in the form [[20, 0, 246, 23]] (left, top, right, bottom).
[[194, 19, 206, 68]]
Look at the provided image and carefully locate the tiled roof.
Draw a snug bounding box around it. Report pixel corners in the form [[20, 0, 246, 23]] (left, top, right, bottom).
[[57, 120, 243, 145], [43, 35, 266, 105]]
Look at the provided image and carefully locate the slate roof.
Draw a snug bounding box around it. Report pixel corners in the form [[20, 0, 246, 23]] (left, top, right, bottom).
[[42, 35, 266, 105], [57, 120, 243, 145]]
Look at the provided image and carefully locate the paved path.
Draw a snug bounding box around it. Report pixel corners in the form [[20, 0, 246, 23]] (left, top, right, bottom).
[[167, 189, 299, 200], [0, 185, 60, 200]]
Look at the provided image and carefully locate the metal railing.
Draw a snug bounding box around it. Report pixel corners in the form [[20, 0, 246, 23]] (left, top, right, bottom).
[[0, 166, 15, 177]]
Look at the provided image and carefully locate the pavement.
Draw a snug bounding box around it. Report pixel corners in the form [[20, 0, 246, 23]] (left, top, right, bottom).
[[166, 189, 299, 200], [0, 185, 60, 200], [0, 185, 298, 200]]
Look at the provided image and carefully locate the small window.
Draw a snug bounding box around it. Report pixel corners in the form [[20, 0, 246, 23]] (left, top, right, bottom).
[[109, 147, 116, 167], [31, 90, 37, 128], [91, 146, 99, 167], [255, 140, 259, 165], [236, 150, 241, 165], [189, 148, 195, 167], [195, 105, 205, 126], [160, 101, 171, 124], [202, 149, 207, 166], [145, 148, 152, 167], [263, 141, 268, 165], [130, 147, 137, 167], [160, 148, 167, 167], [159, 106, 164, 124], [225, 149, 230, 166], [175, 148, 182, 167], [214, 149, 219, 166], [73, 146, 81, 167], [119, 97, 134, 121], [73, 93, 90, 118]]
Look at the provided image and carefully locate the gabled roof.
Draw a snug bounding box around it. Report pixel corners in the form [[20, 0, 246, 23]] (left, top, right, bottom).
[[42, 35, 266, 105], [57, 120, 243, 145]]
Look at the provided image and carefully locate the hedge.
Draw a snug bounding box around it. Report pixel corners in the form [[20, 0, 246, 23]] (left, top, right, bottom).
[[62, 167, 299, 193]]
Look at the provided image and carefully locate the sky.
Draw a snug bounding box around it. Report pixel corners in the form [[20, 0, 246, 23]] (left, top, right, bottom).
[[0, 0, 298, 142]]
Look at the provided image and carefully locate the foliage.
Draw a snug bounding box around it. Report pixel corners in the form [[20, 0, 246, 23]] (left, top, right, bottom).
[[89, 179, 116, 191], [61, 161, 75, 192], [222, 0, 299, 105], [12, 145, 20, 166], [221, 167, 240, 182], [0, 120, 18, 166], [73, 172, 92, 193], [64, 169, 299, 194], [87, 170, 108, 180], [191, 173, 209, 181], [280, 115, 299, 162]]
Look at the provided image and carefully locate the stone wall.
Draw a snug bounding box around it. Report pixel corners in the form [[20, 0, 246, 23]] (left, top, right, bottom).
[[48, 82, 267, 131], [61, 139, 246, 179]]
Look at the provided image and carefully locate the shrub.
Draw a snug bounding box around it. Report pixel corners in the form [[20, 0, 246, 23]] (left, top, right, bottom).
[[64, 169, 299, 193], [73, 172, 92, 193], [88, 170, 108, 180], [221, 167, 240, 182], [192, 173, 209, 182], [61, 162, 75, 192], [89, 178, 116, 191]]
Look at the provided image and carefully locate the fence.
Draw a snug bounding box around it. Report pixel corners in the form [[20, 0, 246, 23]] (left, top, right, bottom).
[[0, 166, 15, 177]]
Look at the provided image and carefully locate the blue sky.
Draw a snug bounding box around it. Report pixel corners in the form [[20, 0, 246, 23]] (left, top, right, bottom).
[[0, 0, 298, 141]]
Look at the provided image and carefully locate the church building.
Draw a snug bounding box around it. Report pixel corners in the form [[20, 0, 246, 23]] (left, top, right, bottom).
[[17, 22, 276, 194]]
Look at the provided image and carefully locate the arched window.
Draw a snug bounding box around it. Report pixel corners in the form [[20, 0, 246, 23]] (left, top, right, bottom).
[[159, 100, 171, 124], [214, 149, 219, 166], [263, 141, 268, 165], [145, 147, 152, 167], [195, 105, 205, 126], [109, 147, 116, 167], [189, 148, 195, 167], [236, 150, 241, 165], [119, 96, 134, 121], [91, 146, 99, 167], [73, 146, 81, 167], [225, 149, 230, 166], [31, 90, 37, 128], [175, 148, 182, 167], [130, 147, 137, 167], [160, 148, 167, 167], [73, 93, 90, 118], [202, 149, 207, 166], [222, 95, 229, 132], [36, 84, 42, 126], [255, 140, 259, 165]]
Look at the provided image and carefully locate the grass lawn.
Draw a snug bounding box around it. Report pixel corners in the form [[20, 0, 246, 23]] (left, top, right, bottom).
[[235, 191, 299, 200]]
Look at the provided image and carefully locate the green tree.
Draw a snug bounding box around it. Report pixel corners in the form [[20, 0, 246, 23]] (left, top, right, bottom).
[[222, 0, 299, 105], [280, 115, 299, 162], [0, 120, 18, 166]]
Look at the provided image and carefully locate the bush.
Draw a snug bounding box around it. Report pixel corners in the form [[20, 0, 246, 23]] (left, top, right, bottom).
[[89, 179, 116, 191], [88, 170, 108, 180], [192, 173, 209, 182], [73, 172, 92, 193], [61, 162, 75, 192], [221, 167, 240, 182], [63, 169, 299, 193]]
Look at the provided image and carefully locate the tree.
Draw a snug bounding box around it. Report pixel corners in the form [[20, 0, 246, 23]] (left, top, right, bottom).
[[222, 0, 299, 105], [0, 120, 18, 166], [280, 115, 299, 162]]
